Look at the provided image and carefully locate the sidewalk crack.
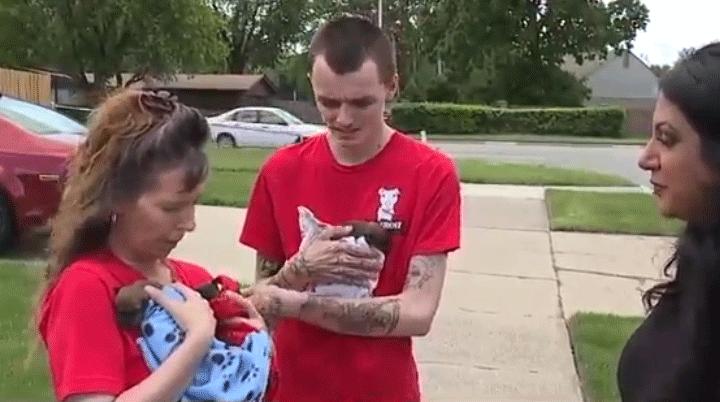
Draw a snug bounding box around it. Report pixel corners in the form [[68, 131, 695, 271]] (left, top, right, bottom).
[[450, 269, 556, 281], [547, 225, 587, 402], [555, 266, 661, 282]]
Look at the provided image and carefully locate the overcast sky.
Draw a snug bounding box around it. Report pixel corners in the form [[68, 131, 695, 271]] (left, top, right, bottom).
[[632, 0, 720, 66]]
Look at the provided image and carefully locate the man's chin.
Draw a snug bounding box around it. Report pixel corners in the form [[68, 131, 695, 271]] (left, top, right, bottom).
[[330, 131, 361, 145]]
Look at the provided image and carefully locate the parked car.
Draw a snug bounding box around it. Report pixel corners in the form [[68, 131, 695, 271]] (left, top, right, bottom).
[[0, 94, 87, 146], [207, 107, 325, 148], [0, 115, 76, 250]]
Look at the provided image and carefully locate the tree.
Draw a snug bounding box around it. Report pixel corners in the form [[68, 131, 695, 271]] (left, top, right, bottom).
[[306, 0, 439, 90], [0, 0, 47, 67], [678, 47, 695, 62], [650, 64, 671, 78], [211, 0, 310, 73], [423, 0, 650, 105], [0, 0, 228, 92]]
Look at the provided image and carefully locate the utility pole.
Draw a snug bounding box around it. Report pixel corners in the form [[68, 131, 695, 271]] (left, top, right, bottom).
[[378, 0, 382, 28]]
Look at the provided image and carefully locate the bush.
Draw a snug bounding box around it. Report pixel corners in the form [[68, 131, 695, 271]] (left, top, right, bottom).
[[389, 103, 625, 138]]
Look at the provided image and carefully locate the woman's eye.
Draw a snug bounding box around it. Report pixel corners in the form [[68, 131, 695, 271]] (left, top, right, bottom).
[[657, 130, 675, 146]]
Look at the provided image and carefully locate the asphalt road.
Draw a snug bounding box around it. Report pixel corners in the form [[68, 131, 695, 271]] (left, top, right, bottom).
[[433, 140, 650, 187]]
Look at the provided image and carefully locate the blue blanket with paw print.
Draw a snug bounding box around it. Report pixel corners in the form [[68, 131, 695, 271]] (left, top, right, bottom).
[[137, 285, 271, 402]]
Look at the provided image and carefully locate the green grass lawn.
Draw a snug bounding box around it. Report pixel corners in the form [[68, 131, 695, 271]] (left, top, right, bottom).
[[0, 261, 53, 401], [200, 147, 270, 208], [568, 312, 643, 402], [200, 169, 257, 208], [200, 147, 637, 208], [204, 146, 273, 172], [456, 159, 634, 187], [546, 190, 684, 236]]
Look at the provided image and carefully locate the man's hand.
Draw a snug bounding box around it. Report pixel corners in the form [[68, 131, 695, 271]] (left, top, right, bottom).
[[242, 284, 303, 329], [245, 254, 449, 338], [267, 225, 385, 291], [215, 292, 268, 333]]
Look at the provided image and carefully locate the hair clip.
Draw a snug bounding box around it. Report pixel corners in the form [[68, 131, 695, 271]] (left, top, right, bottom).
[[139, 91, 176, 115]]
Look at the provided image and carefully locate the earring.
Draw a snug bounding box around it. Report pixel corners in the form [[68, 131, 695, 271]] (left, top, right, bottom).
[[111, 213, 117, 225]]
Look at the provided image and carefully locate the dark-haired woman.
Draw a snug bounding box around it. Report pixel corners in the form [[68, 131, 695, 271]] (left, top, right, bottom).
[[618, 42, 720, 401]]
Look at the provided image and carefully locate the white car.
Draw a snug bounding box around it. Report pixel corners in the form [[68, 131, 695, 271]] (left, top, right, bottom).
[[207, 107, 325, 148]]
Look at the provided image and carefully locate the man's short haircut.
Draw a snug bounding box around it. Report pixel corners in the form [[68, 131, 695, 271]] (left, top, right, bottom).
[[308, 14, 396, 84]]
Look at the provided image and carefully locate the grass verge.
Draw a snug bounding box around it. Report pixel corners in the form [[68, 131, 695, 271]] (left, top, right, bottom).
[[457, 159, 634, 187], [0, 260, 52, 401], [546, 190, 684, 236], [568, 312, 643, 402], [410, 133, 647, 145], [201, 147, 638, 209]]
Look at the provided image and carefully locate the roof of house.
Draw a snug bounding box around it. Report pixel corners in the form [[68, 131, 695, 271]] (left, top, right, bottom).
[[83, 73, 277, 92], [561, 50, 653, 79], [135, 74, 276, 91]]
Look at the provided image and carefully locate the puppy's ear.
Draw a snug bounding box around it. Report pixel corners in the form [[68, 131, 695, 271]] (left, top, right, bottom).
[[196, 281, 220, 299]]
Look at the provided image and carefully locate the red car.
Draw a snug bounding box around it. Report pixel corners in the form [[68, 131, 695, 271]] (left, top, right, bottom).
[[0, 115, 76, 250]]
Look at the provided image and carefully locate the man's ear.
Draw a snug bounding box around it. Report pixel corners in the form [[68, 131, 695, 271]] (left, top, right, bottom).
[[385, 73, 399, 102]]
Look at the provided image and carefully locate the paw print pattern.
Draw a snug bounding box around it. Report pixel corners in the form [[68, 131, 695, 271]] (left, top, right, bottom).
[[136, 286, 272, 402]]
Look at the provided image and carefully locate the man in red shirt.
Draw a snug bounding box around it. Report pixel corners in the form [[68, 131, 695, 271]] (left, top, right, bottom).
[[239, 14, 461, 402]]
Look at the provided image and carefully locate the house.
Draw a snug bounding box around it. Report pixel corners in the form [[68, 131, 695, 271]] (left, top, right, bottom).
[[54, 73, 279, 116], [125, 74, 278, 115], [562, 50, 659, 136]]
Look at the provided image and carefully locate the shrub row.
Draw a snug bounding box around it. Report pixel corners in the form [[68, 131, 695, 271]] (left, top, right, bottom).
[[390, 102, 625, 138]]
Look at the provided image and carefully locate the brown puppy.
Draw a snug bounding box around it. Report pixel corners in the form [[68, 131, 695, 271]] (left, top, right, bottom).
[[341, 221, 390, 254], [115, 279, 163, 327]]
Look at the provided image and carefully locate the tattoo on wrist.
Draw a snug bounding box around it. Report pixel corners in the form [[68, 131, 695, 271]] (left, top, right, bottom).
[[263, 296, 284, 327], [288, 252, 311, 281], [275, 267, 294, 288], [300, 296, 401, 335], [404, 255, 443, 290]]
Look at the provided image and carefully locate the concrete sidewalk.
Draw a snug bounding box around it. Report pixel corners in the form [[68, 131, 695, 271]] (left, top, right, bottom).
[[170, 183, 674, 402]]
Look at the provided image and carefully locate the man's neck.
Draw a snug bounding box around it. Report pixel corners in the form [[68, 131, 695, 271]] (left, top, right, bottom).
[[328, 124, 394, 166]]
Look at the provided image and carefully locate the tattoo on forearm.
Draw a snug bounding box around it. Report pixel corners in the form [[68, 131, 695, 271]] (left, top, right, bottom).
[[300, 296, 401, 335], [266, 296, 283, 326], [404, 255, 444, 290], [290, 250, 311, 280]]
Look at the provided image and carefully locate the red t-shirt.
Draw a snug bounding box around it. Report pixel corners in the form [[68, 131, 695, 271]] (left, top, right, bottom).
[[240, 132, 462, 402], [38, 249, 213, 402]]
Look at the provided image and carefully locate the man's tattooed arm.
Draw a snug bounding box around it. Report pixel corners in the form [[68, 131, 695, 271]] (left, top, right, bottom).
[[299, 296, 402, 336], [404, 254, 445, 291], [286, 254, 448, 337], [255, 253, 310, 291]]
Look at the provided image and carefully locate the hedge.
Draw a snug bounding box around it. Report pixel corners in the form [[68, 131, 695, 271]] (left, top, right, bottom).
[[390, 102, 625, 138]]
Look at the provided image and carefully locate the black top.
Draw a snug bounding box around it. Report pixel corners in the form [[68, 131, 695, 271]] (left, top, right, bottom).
[[617, 278, 720, 401]]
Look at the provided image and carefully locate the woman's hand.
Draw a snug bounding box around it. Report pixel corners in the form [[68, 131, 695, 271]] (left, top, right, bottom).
[[144, 283, 217, 344]]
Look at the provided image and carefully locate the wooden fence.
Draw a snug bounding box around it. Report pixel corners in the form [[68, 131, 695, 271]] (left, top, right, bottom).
[[0, 68, 52, 106]]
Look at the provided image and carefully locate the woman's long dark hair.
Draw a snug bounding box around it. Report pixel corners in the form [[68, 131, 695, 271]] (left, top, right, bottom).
[[642, 42, 720, 311]]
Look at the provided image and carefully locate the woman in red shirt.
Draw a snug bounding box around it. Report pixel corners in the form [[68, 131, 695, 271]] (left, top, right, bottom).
[[35, 89, 263, 402]]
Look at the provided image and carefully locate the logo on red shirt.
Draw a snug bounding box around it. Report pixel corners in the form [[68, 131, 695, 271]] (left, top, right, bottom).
[[377, 188, 403, 231]]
